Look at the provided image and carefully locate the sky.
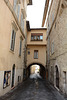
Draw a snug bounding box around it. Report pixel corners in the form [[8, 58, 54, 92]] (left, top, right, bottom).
[[27, 0, 46, 28]]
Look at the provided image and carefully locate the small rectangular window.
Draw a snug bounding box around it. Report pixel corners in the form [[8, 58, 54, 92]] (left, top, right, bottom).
[[34, 36, 37, 40], [40, 36, 43, 40], [19, 38, 22, 56], [10, 30, 16, 51], [34, 50, 38, 59], [14, 0, 17, 11]]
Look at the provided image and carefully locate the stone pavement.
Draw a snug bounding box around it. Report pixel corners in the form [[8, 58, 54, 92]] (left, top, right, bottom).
[[0, 77, 66, 100]]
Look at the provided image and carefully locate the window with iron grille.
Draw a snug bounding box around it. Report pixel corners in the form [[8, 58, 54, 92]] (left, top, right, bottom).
[[34, 50, 38, 59]]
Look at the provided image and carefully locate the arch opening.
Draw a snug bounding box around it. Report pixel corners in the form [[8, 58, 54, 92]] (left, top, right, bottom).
[[30, 65, 40, 74], [26, 63, 46, 79]]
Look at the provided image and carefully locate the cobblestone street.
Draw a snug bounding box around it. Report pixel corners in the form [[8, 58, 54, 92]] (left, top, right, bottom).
[[0, 75, 66, 100]]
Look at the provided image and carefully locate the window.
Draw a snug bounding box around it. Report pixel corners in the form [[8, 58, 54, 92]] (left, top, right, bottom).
[[21, 13, 24, 32], [34, 36, 37, 40], [19, 38, 22, 56], [3, 71, 11, 89], [34, 50, 38, 59], [17, 4, 20, 20], [51, 42, 54, 54], [31, 33, 43, 41], [37, 36, 40, 40], [10, 30, 16, 51], [14, 0, 17, 11], [14, 0, 20, 18], [63, 71, 66, 84], [40, 36, 43, 40], [31, 36, 34, 40]]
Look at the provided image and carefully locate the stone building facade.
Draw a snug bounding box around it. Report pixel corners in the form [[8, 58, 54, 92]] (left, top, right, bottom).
[[0, 0, 31, 96], [42, 0, 67, 94]]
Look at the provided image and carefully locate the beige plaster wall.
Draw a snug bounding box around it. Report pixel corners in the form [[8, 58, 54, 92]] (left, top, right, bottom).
[[27, 45, 46, 67], [0, 0, 24, 71], [0, 0, 27, 96], [27, 29, 47, 45]]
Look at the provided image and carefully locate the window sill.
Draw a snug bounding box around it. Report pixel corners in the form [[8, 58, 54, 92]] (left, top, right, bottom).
[[34, 58, 38, 59], [9, 49, 14, 54], [19, 55, 21, 58]]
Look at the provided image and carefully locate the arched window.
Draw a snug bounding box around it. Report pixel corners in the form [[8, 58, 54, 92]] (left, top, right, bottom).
[[55, 66, 59, 88]]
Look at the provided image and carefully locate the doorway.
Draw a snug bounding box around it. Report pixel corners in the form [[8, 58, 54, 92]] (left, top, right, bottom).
[[56, 66, 59, 88], [11, 64, 15, 88]]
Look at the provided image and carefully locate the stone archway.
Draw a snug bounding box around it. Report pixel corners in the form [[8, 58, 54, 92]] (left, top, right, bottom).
[[26, 63, 46, 79]]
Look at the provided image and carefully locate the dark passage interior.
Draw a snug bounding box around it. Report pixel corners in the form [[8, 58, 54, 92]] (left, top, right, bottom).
[[26, 63, 46, 79]]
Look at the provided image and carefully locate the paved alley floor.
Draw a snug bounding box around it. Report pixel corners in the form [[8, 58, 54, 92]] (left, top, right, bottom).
[[0, 76, 66, 100]]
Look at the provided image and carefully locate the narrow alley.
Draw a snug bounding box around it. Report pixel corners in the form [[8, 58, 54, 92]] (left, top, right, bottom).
[[0, 74, 65, 100], [0, 0, 67, 99]]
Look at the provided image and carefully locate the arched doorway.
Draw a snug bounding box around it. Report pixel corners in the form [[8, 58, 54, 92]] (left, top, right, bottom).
[[11, 64, 15, 88], [26, 63, 46, 79], [56, 66, 59, 88]]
